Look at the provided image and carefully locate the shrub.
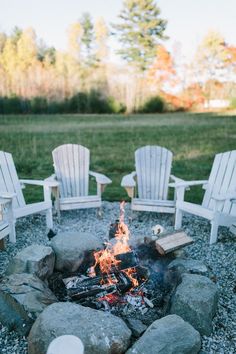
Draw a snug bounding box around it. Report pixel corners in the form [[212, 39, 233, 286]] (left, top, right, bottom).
[[30, 97, 48, 113], [139, 96, 165, 113], [0, 96, 22, 114], [107, 97, 126, 113], [0, 91, 126, 114], [68, 92, 88, 113]]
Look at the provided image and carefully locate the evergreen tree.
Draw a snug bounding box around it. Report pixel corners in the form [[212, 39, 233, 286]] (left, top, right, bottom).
[[113, 0, 167, 71], [80, 12, 95, 65]]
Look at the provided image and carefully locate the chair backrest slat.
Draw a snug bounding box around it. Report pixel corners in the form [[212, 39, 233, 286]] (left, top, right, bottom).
[[135, 146, 172, 200], [0, 151, 25, 208], [202, 150, 236, 215], [52, 144, 90, 198]]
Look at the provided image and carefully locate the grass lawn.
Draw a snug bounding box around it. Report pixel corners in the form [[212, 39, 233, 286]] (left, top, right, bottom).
[[0, 111, 235, 204]]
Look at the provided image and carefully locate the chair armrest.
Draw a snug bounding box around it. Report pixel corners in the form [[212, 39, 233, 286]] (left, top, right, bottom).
[[169, 175, 186, 189], [121, 172, 136, 198], [170, 175, 185, 184], [212, 191, 236, 202], [169, 180, 208, 188], [89, 171, 112, 185], [121, 172, 136, 188], [0, 192, 16, 199], [20, 179, 59, 187], [45, 174, 57, 182]]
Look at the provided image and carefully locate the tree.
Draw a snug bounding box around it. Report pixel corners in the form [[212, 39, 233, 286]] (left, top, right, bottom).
[[17, 27, 37, 70], [113, 0, 167, 71], [0, 32, 6, 53], [80, 12, 95, 65], [194, 30, 229, 83], [94, 17, 109, 63], [147, 45, 176, 89], [67, 22, 83, 59]]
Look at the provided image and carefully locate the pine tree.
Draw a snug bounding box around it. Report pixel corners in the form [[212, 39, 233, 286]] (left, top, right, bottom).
[[113, 0, 167, 71], [80, 12, 95, 65]]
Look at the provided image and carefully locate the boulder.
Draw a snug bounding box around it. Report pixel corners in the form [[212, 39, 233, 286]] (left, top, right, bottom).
[[168, 258, 208, 275], [6, 244, 55, 280], [126, 314, 201, 354], [0, 273, 58, 319], [170, 273, 218, 335], [28, 302, 131, 354], [0, 289, 33, 336], [125, 318, 147, 338], [50, 232, 104, 272]]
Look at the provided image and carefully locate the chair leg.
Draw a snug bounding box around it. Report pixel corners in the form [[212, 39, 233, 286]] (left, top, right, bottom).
[[46, 208, 53, 230], [7, 201, 16, 243], [8, 218, 16, 243], [210, 218, 219, 244], [96, 207, 103, 219], [175, 208, 183, 230]]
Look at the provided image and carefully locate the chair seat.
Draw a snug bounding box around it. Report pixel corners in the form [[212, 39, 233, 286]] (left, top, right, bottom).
[[59, 195, 101, 210], [14, 201, 52, 219], [176, 201, 214, 220], [132, 198, 175, 213]]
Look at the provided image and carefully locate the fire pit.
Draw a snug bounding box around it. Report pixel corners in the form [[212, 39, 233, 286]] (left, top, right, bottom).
[[48, 202, 179, 324]]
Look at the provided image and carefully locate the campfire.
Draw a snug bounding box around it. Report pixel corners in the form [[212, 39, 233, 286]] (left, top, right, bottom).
[[47, 202, 181, 323], [63, 202, 149, 311]]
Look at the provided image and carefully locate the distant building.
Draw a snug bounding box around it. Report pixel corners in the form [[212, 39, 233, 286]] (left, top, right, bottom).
[[204, 99, 230, 109]]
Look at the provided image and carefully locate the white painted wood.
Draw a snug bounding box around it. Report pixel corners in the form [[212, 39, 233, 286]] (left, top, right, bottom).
[[122, 146, 177, 214], [0, 199, 11, 241], [230, 223, 236, 235], [0, 151, 55, 242], [51, 144, 111, 213], [0, 151, 25, 208], [174, 150, 236, 244], [47, 335, 84, 354]]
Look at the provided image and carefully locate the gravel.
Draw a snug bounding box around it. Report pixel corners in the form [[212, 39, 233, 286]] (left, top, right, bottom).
[[0, 202, 236, 354]]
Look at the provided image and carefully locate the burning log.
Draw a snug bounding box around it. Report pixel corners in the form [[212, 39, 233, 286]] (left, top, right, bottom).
[[64, 271, 134, 300], [115, 252, 138, 271]]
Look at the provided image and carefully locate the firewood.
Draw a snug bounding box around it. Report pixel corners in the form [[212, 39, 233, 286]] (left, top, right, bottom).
[[155, 231, 193, 255]]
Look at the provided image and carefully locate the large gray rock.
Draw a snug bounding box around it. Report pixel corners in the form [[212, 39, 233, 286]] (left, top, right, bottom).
[[50, 231, 104, 272], [6, 244, 55, 280], [0, 273, 58, 319], [0, 290, 33, 336], [126, 314, 201, 354], [170, 274, 218, 335], [28, 302, 131, 354], [168, 258, 208, 275]]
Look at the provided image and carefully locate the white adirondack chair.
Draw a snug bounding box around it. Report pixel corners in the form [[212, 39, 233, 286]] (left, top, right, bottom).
[[172, 150, 236, 244], [121, 146, 182, 214], [0, 198, 11, 244], [48, 144, 112, 215], [0, 151, 58, 242]]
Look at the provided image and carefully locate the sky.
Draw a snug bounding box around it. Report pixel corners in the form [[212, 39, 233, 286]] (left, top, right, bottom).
[[0, 0, 235, 61]]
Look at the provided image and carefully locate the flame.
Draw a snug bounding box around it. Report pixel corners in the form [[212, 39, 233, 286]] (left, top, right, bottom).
[[90, 201, 139, 288]]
